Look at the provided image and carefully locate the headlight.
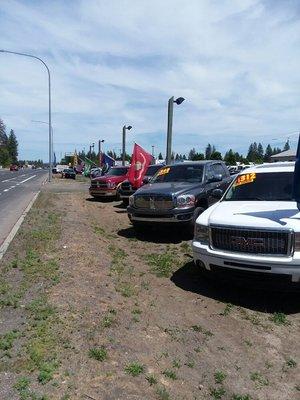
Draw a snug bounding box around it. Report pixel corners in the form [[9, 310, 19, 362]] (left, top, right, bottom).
[[107, 181, 116, 189], [129, 195, 135, 206], [194, 224, 209, 244], [295, 232, 300, 251], [176, 194, 195, 208]]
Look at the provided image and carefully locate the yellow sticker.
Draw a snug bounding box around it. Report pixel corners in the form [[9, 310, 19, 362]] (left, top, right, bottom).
[[157, 167, 170, 176], [234, 173, 256, 187]]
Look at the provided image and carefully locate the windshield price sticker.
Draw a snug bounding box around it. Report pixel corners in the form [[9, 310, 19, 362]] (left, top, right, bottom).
[[157, 167, 170, 176], [234, 173, 256, 187]]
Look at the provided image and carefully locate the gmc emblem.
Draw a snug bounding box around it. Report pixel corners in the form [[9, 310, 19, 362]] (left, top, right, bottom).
[[149, 197, 156, 210], [231, 236, 265, 247]]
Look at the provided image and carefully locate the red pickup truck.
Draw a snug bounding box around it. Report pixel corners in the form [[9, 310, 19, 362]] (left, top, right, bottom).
[[89, 166, 129, 199]]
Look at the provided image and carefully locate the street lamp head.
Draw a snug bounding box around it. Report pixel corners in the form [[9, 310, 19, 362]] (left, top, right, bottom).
[[101, 139, 105, 143], [174, 97, 185, 105], [127, 125, 132, 130]]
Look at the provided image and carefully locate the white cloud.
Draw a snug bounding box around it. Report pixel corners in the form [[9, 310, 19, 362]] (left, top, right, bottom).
[[0, 0, 300, 160]]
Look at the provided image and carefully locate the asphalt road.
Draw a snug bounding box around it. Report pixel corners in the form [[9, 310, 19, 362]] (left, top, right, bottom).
[[0, 168, 48, 247]]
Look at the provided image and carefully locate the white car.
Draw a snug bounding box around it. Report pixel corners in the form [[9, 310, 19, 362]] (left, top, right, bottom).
[[193, 162, 300, 289]]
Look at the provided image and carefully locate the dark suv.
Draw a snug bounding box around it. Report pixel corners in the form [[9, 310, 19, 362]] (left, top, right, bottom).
[[127, 161, 232, 233]]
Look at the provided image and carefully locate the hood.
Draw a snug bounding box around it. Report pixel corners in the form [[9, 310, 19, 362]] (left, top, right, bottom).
[[93, 175, 126, 183], [200, 201, 300, 230], [135, 181, 202, 197]]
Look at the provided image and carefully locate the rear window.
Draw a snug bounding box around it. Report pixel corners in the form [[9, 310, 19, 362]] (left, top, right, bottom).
[[224, 172, 294, 201], [152, 164, 204, 183]]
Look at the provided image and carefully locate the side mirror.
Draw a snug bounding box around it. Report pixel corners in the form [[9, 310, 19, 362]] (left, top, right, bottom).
[[212, 188, 224, 199], [142, 177, 150, 184], [207, 174, 222, 183]]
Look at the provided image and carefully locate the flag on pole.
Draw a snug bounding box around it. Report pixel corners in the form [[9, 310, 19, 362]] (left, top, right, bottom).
[[128, 143, 153, 188], [293, 134, 300, 211], [101, 153, 115, 169]]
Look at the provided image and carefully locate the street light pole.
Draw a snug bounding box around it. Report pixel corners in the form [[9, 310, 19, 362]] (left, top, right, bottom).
[[98, 139, 104, 166], [122, 125, 132, 166], [31, 120, 54, 167], [166, 96, 185, 165], [0, 50, 52, 182], [152, 145, 155, 157]]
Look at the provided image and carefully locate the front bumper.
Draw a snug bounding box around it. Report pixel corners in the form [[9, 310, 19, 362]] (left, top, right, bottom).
[[127, 206, 194, 223], [192, 240, 300, 286], [119, 189, 136, 199], [89, 188, 117, 197]]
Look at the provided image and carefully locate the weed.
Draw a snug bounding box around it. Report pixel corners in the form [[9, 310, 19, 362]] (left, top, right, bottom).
[[146, 374, 157, 385], [116, 282, 135, 297], [38, 361, 59, 384], [185, 360, 195, 368], [220, 303, 233, 316], [162, 369, 177, 380], [14, 376, 30, 392], [101, 309, 117, 328], [244, 339, 252, 347], [93, 226, 105, 235], [125, 362, 144, 377], [283, 358, 297, 371], [156, 386, 170, 400], [88, 346, 108, 362], [132, 308, 142, 315], [232, 395, 251, 400], [0, 330, 20, 351], [210, 387, 226, 399], [191, 325, 213, 337], [250, 372, 269, 388], [194, 346, 201, 353], [172, 359, 181, 369], [214, 371, 227, 384], [145, 252, 178, 278], [270, 312, 290, 326]]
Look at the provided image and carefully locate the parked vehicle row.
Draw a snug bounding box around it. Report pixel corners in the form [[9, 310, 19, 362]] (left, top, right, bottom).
[[87, 161, 300, 289]]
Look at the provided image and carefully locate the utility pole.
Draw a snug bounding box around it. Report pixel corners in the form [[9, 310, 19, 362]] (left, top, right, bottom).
[[152, 145, 155, 157], [166, 96, 185, 165], [122, 125, 132, 166], [98, 139, 104, 166]]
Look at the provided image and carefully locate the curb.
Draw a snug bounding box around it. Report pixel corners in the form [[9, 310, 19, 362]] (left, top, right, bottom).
[[0, 191, 40, 260]]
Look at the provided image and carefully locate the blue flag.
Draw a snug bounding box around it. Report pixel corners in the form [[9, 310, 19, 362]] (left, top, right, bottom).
[[101, 153, 115, 168], [293, 134, 300, 210]]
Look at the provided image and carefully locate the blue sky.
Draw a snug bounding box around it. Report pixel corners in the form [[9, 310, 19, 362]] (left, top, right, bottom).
[[1, 0, 300, 161]]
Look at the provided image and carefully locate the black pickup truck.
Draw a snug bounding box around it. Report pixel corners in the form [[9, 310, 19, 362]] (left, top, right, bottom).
[[127, 161, 232, 233]]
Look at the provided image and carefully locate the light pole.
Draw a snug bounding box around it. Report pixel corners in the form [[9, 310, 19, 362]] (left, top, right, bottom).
[[98, 139, 104, 166], [0, 50, 52, 182], [152, 145, 155, 157], [89, 143, 95, 159], [122, 125, 132, 166], [166, 96, 185, 165], [31, 120, 54, 167]]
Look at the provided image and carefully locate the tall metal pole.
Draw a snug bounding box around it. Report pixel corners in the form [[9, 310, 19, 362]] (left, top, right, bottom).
[[166, 96, 174, 165], [98, 140, 104, 167], [152, 145, 155, 157], [0, 50, 52, 182], [122, 125, 126, 166]]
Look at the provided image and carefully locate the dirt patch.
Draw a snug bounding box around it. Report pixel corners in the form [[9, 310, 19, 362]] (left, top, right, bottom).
[[0, 179, 299, 400]]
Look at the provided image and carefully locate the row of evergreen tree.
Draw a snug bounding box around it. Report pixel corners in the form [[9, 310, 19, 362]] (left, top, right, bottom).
[[0, 118, 19, 166], [154, 140, 290, 165]]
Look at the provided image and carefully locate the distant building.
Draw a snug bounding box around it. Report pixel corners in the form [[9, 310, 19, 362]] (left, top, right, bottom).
[[270, 149, 296, 162]]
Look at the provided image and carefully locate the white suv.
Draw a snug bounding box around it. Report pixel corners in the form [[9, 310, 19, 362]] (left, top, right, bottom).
[[192, 162, 300, 289]]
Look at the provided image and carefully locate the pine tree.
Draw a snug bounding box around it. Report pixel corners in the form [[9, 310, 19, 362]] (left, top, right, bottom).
[[7, 129, 18, 164], [158, 152, 163, 160], [257, 143, 264, 162], [283, 140, 290, 151], [210, 151, 222, 160], [224, 149, 236, 165], [188, 148, 196, 160], [205, 144, 212, 159], [0, 147, 11, 167], [264, 144, 273, 162], [0, 118, 8, 147]]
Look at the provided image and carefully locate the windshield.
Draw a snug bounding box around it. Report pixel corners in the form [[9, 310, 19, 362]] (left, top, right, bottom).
[[151, 165, 204, 183], [105, 167, 128, 177], [145, 165, 162, 176], [224, 172, 294, 201]]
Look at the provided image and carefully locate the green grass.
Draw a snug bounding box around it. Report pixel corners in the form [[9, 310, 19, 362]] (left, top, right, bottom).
[[146, 374, 158, 385], [101, 309, 117, 328], [220, 303, 233, 316], [0, 330, 20, 351], [191, 325, 213, 337], [214, 371, 227, 384], [250, 371, 269, 388], [232, 395, 251, 400], [269, 312, 290, 326], [156, 386, 171, 400], [88, 346, 108, 362], [145, 252, 178, 278], [210, 387, 226, 399], [162, 369, 177, 380], [124, 362, 145, 376], [38, 361, 59, 384], [115, 282, 136, 297]]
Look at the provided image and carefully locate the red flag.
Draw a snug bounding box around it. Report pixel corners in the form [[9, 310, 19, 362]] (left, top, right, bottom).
[[128, 143, 153, 188]]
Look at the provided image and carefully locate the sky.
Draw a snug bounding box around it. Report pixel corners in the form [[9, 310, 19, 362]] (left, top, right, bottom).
[[1, 0, 300, 161]]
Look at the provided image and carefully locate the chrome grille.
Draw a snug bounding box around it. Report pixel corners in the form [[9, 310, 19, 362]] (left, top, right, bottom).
[[91, 181, 108, 189], [210, 226, 292, 256], [121, 181, 131, 190], [134, 195, 174, 210]]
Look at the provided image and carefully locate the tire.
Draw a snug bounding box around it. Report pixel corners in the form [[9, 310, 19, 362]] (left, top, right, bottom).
[[189, 206, 205, 235], [122, 198, 129, 206]]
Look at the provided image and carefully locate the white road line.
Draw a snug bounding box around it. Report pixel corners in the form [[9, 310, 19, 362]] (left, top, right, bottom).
[[0, 175, 37, 195], [18, 175, 37, 184], [1, 173, 27, 183]]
